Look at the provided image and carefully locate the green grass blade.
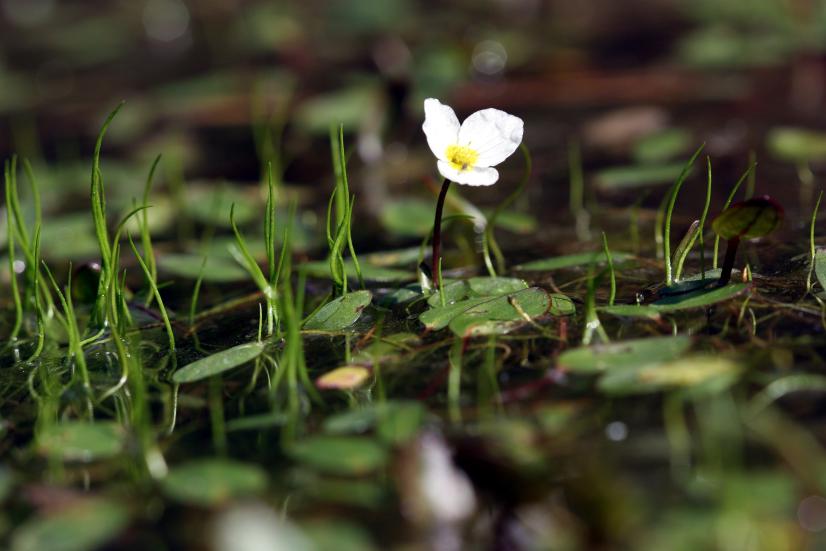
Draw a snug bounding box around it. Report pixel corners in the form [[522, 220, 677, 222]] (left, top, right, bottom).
[[664, 144, 704, 286], [128, 234, 176, 352]]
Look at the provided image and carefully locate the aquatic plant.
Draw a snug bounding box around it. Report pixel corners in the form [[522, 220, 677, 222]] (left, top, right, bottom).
[[421, 98, 524, 290]]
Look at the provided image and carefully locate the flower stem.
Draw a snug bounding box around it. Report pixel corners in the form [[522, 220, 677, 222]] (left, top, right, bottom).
[[432, 178, 451, 291], [718, 236, 740, 286]]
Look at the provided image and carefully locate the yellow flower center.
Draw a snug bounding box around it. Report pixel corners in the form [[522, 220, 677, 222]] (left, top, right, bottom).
[[445, 144, 479, 172]]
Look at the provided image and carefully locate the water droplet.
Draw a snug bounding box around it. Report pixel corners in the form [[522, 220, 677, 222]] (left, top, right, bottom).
[[143, 0, 190, 43], [472, 40, 507, 76], [605, 421, 628, 441]]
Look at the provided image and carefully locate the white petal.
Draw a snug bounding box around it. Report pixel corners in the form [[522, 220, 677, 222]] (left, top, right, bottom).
[[457, 108, 523, 167], [437, 160, 499, 186], [422, 98, 460, 161]]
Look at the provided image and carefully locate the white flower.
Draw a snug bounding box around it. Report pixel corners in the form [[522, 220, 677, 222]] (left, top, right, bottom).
[[422, 98, 524, 186]]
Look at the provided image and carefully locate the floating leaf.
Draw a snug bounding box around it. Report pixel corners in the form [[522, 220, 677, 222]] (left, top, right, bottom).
[[11, 499, 129, 551], [173, 342, 265, 383], [515, 251, 632, 272], [380, 199, 434, 237], [162, 460, 268, 506], [651, 283, 749, 312], [160, 253, 249, 282], [427, 280, 470, 307], [37, 422, 125, 462], [185, 184, 260, 226], [322, 401, 424, 446], [427, 277, 528, 308], [558, 335, 692, 374], [39, 214, 99, 259], [598, 355, 741, 396], [302, 261, 413, 283], [594, 163, 688, 190], [294, 86, 379, 134], [378, 285, 422, 307], [482, 209, 538, 234], [767, 127, 826, 163], [316, 365, 371, 390], [421, 287, 554, 332], [304, 291, 372, 331], [288, 436, 388, 475], [598, 304, 662, 320], [711, 196, 783, 240], [467, 276, 528, 296], [633, 128, 693, 163], [352, 332, 419, 364]]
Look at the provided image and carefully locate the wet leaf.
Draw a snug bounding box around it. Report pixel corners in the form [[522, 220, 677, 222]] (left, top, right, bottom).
[[598, 304, 662, 320], [421, 287, 553, 332], [711, 196, 783, 240], [651, 283, 749, 311], [426, 280, 469, 307], [303, 291, 372, 331], [352, 332, 419, 364], [767, 127, 826, 163], [467, 276, 528, 296], [160, 253, 248, 282], [11, 499, 129, 551], [515, 251, 632, 272], [558, 335, 692, 373], [37, 422, 125, 462], [173, 342, 266, 383], [598, 355, 741, 396], [162, 460, 267, 506], [288, 436, 388, 475], [316, 365, 371, 390], [448, 288, 560, 336]]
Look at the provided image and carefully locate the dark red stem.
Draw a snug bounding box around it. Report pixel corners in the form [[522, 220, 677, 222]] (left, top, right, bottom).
[[432, 178, 451, 290], [718, 236, 740, 286]]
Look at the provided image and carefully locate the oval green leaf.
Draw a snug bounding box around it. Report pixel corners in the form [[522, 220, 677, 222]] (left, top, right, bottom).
[[651, 283, 749, 312], [303, 290, 372, 331], [515, 251, 632, 272], [288, 436, 388, 476], [711, 196, 783, 240], [37, 422, 125, 462], [598, 355, 741, 396], [162, 459, 268, 506], [767, 127, 826, 163], [11, 499, 130, 551], [160, 253, 249, 282], [421, 287, 553, 332], [173, 341, 266, 383], [558, 335, 692, 373]]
